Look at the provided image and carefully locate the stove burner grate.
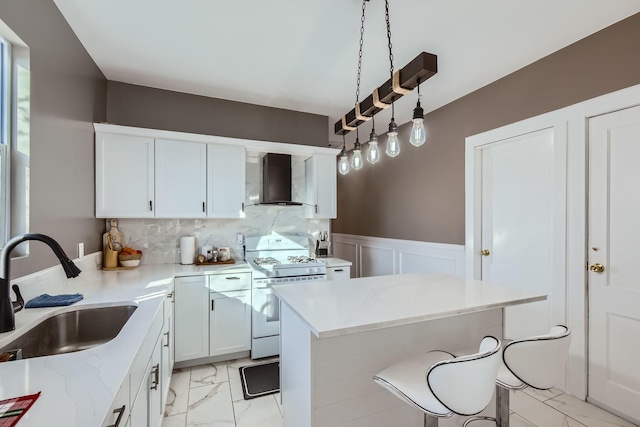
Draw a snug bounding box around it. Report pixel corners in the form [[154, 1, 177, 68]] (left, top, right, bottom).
[[253, 257, 281, 266]]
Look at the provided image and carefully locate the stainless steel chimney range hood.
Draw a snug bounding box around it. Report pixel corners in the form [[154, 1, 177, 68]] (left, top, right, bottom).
[[261, 153, 302, 206]]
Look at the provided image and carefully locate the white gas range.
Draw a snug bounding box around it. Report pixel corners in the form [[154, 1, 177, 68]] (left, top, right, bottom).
[[245, 234, 327, 359]]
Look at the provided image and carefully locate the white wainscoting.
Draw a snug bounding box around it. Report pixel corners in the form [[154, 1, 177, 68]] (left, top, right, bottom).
[[331, 233, 466, 278]]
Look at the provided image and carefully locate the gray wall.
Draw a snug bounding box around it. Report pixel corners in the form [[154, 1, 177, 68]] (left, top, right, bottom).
[[0, 0, 107, 278], [106, 81, 329, 147], [333, 13, 640, 245]]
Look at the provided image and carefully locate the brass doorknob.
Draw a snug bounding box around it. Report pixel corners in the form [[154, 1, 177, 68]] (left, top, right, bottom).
[[590, 263, 605, 273], [481, 249, 490, 256]]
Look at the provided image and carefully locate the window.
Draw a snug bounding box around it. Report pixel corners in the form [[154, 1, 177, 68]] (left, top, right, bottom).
[[0, 20, 30, 251], [0, 36, 10, 246]]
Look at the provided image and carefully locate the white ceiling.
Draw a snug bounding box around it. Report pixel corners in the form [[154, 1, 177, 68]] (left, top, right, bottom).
[[53, 0, 640, 144]]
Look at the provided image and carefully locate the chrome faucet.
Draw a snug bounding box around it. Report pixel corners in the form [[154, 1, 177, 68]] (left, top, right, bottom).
[[0, 234, 81, 333]]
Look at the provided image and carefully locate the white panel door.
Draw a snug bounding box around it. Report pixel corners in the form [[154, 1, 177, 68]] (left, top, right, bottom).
[[95, 132, 154, 218], [588, 105, 640, 423], [480, 128, 560, 339], [155, 139, 207, 218], [207, 144, 246, 218]]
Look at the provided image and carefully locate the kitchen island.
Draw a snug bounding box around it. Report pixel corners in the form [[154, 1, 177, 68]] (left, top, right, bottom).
[[272, 272, 547, 427]]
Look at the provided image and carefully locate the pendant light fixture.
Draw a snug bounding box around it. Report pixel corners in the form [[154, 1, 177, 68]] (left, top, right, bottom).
[[384, 0, 400, 158], [338, 134, 350, 175], [367, 116, 380, 164], [409, 79, 426, 147], [334, 1, 439, 176]]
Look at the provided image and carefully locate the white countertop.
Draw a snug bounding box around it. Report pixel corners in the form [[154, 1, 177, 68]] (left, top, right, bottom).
[[272, 272, 547, 338], [0, 260, 251, 426], [321, 257, 352, 268]]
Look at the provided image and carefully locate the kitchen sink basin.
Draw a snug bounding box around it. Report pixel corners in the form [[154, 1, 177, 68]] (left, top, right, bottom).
[[0, 305, 137, 361]]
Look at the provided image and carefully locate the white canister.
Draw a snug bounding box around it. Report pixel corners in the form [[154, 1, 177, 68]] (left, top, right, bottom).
[[218, 247, 230, 262], [180, 236, 196, 265], [200, 245, 213, 258]]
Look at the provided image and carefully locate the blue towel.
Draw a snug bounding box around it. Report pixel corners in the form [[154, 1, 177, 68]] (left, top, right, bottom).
[[25, 293, 84, 308]]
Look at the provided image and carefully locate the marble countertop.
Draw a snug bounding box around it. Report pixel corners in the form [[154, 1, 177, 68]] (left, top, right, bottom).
[[272, 272, 547, 339], [0, 260, 251, 426], [321, 257, 352, 268]]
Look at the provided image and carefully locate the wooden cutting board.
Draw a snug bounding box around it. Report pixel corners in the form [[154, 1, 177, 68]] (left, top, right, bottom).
[[102, 218, 125, 252]]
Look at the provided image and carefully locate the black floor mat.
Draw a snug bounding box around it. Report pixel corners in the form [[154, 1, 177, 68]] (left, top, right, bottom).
[[239, 361, 280, 400]]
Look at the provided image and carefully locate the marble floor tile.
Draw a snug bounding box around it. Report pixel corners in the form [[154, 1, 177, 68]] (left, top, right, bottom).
[[522, 387, 565, 402], [190, 362, 229, 388], [233, 394, 283, 427], [162, 413, 187, 427], [228, 362, 245, 402], [186, 381, 235, 427], [545, 394, 637, 427], [165, 368, 192, 417], [463, 413, 538, 426], [510, 391, 586, 426]]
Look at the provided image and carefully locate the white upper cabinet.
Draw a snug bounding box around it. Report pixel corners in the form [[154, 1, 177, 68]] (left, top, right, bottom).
[[305, 154, 337, 219], [207, 144, 246, 218], [155, 139, 207, 218], [96, 132, 155, 218], [94, 124, 339, 219]]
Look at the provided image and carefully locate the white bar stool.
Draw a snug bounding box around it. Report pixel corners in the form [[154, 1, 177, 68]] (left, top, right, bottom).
[[463, 325, 571, 427], [373, 336, 502, 427]]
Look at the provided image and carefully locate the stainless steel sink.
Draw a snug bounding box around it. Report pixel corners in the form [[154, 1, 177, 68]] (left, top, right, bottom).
[[0, 305, 137, 361]]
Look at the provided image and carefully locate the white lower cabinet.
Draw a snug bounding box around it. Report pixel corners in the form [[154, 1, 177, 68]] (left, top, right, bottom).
[[210, 289, 251, 356], [161, 291, 175, 404], [107, 285, 174, 427], [327, 266, 351, 281], [174, 276, 209, 362], [130, 335, 163, 427], [174, 272, 251, 362]]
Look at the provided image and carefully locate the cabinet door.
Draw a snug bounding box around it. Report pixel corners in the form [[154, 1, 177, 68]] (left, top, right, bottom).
[[174, 276, 209, 362], [155, 139, 207, 218], [210, 290, 251, 356], [96, 132, 154, 218], [148, 337, 163, 427], [161, 294, 174, 406], [305, 154, 337, 219], [327, 266, 350, 281], [207, 144, 246, 218]]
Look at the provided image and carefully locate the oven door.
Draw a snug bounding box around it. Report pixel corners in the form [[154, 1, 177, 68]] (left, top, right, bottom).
[[251, 283, 280, 338]]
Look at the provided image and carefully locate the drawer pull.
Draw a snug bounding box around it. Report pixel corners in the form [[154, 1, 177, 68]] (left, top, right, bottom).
[[334, 269, 344, 272], [211, 300, 215, 311], [106, 405, 125, 427], [225, 277, 240, 280], [166, 292, 173, 299], [150, 364, 160, 390], [164, 331, 170, 348]]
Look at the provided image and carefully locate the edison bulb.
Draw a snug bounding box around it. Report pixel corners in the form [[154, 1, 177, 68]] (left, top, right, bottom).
[[367, 141, 380, 164], [386, 132, 400, 157], [351, 140, 363, 170], [338, 152, 350, 175], [410, 118, 426, 147]]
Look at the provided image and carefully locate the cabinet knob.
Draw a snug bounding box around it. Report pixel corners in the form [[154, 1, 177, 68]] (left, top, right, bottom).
[[481, 249, 490, 256], [589, 263, 605, 273]]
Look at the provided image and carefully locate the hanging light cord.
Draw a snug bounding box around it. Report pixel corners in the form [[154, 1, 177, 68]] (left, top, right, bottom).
[[385, 0, 395, 119], [354, 0, 368, 141]]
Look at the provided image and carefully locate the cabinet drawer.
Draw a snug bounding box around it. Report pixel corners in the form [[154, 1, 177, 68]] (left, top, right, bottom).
[[208, 272, 251, 292]]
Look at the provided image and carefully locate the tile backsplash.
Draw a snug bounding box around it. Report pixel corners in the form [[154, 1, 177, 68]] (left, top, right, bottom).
[[114, 206, 329, 265]]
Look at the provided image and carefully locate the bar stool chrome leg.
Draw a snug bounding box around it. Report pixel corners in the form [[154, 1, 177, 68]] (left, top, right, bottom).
[[424, 413, 438, 427], [462, 385, 509, 427]]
